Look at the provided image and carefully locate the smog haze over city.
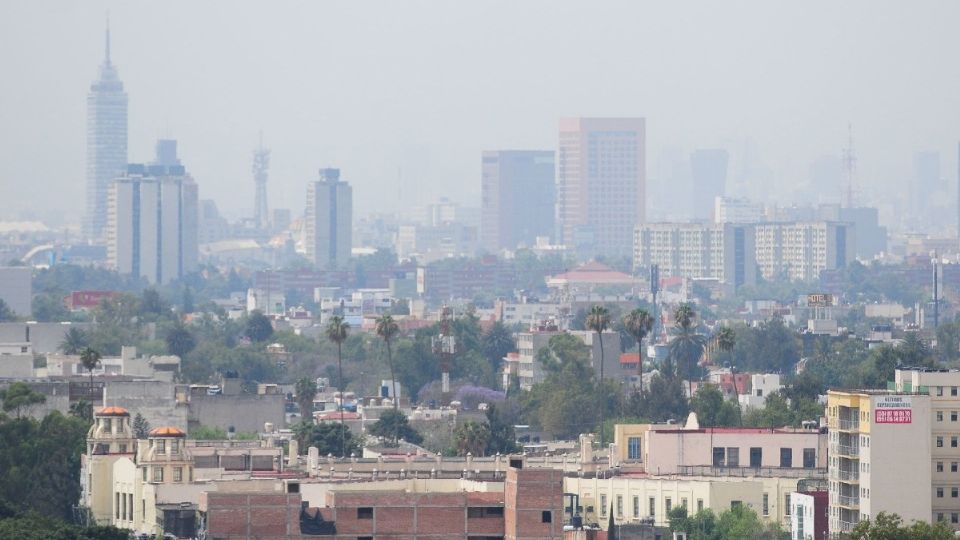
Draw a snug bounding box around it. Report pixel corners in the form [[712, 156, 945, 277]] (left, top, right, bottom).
[[4, 2, 960, 540], [1, 1, 959, 227]]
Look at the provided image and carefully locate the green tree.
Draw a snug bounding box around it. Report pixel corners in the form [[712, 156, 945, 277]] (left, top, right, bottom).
[[0, 515, 128, 540], [68, 399, 93, 421], [58, 327, 88, 355], [245, 310, 274, 342], [132, 413, 151, 439], [79, 347, 101, 388], [668, 304, 706, 396], [165, 323, 197, 358], [452, 420, 491, 456], [689, 384, 739, 427], [375, 314, 401, 425], [484, 403, 520, 454], [325, 315, 351, 457], [849, 511, 955, 540], [295, 377, 318, 419], [293, 421, 362, 457], [622, 308, 654, 397], [481, 321, 515, 378], [631, 372, 688, 423], [898, 332, 933, 367], [368, 409, 423, 446], [0, 298, 17, 321], [585, 305, 611, 445], [0, 382, 46, 419]]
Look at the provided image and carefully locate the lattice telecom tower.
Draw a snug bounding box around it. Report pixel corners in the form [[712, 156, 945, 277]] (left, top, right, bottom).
[[252, 134, 270, 229]]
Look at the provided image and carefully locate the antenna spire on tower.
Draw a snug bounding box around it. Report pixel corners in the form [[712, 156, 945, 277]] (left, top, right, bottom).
[[104, 14, 111, 65]]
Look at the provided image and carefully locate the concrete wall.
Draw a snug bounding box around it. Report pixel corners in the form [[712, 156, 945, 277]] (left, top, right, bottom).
[[189, 393, 285, 434], [103, 380, 188, 432], [643, 428, 827, 474], [0, 354, 34, 377], [0, 322, 94, 354], [0, 267, 31, 316]]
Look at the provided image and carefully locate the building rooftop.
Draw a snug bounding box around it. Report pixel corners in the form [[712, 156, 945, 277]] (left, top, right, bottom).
[[150, 426, 187, 437], [96, 406, 130, 416]]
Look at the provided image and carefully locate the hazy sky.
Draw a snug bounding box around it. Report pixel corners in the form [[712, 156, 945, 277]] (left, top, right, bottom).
[[1, 1, 959, 226]]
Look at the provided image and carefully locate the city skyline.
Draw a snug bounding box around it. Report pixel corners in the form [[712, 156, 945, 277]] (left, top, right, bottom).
[[1, 2, 959, 229]]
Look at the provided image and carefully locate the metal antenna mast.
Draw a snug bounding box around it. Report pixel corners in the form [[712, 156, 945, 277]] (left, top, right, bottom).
[[253, 132, 270, 229], [432, 306, 456, 406]]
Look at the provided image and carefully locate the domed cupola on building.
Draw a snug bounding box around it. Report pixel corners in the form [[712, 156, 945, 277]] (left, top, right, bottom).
[[82, 406, 138, 524], [87, 406, 136, 455], [138, 426, 193, 484]]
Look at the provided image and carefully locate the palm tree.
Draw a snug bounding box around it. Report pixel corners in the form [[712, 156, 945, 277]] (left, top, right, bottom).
[[715, 325, 740, 425], [668, 305, 707, 397], [325, 315, 350, 457], [375, 314, 401, 414], [59, 327, 88, 355], [585, 305, 611, 446], [294, 377, 318, 421], [79, 347, 101, 390], [622, 309, 654, 397]]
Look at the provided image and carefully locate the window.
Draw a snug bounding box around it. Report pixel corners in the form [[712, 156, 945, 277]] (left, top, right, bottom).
[[750, 447, 762, 468], [541, 511, 552, 523], [697, 499, 704, 513], [938, 462, 944, 472], [358, 537, 373, 540], [938, 411, 944, 422], [142, 467, 147, 482], [953, 514, 959, 524], [780, 448, 793, 468], [762, 494, 769, 516], [953, 488, 958, 498], [953, 462, 958, 473], [152, 466, 163, 482], [681, 498, 687, 509], [633, 496, 639, 518], [938, 386, 944, 396], [616, 495, 623, 517], [600, 495, 607, 516], [803, 448, 816, 469], [936, 488, 943, 499], [119, 443, 127, 453], [785, 494, 791, 516], [127, 493, 133, 521], [952, 387, 957, 396], [173, 467, 182, 482], [938, 513, 945, 522], [156, 440, 165, 453], [649, 497, 655, 517], [171, 440, 179, 454], [357, 507, 373, 519], [116, 493, 120, 519], [665, 498, 672, 513], [952, 437, 957, 448], [713, 447, 726, 467], [731, 500, 743, 508], [628, 437, 641, 460], [953, 411, 958, 422], [938, 437, 944, 448], [468, 507, 503, 518], [726, 447, 739, 468]]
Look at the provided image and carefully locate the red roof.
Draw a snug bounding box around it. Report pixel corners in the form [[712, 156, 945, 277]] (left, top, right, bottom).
[[548, 262, 636, 284]]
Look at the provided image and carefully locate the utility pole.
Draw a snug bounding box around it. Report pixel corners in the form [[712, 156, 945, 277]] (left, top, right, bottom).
[[433, 306, 456, 405]]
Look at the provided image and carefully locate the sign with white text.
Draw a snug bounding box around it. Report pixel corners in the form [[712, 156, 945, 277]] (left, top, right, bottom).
[[874, 396, 912, 424]]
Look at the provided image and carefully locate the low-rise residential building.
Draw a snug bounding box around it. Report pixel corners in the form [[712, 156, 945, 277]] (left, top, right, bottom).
[[826, 389, 932, 536], [791, 489, 828, 540], [739, 373, 784, 409]]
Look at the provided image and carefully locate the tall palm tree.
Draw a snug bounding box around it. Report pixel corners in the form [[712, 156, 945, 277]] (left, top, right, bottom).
[[715, 325, 740, 425], [60, 327, 88, 355], [585, 305, 611, 446], [668, 305, 707, 397], [79, 347, 101, 390], [325, 315, 351, 457], [622, 309, 654, 398], [375, 314, 401, 411]]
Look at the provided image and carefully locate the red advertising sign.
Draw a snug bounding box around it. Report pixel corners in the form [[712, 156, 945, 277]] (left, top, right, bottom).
[[875, 408, 912, 424]]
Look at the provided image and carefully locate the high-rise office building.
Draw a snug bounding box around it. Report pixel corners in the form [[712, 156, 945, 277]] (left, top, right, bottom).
[[84, 25, 128, 241], [754, 221, 855, 282], [690, 149, 728, 220], [480, 150, 555, 252], [633, 223, 758, 291], [556, 118, 646, 259], [305, 168, 352, 269], [107, 142, 198, 285], [714, 196, 764, 224]]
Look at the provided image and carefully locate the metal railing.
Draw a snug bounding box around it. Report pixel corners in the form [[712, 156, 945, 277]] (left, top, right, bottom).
[[837, 419, 860, 430], [837, 495, 859, 507], [831, 469, 859, 482], [831, 443, 859, 457], [677, 465, 827, 479]]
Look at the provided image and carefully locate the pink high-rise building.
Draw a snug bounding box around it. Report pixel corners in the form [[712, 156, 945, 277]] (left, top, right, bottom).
[[557, 117, 646, 259]]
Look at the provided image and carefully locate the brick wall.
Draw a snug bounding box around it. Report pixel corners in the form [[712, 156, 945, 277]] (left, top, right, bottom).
[[505, 467, 565, 540], [203, 492, 302, 540]]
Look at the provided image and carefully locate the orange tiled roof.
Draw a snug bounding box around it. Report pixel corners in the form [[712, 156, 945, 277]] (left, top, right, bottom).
[[149, 426, 186, 437], [97, 406, 130, 416]]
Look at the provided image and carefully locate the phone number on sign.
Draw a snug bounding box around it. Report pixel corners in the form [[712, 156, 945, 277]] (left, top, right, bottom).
[[874, 408, 912, 424]]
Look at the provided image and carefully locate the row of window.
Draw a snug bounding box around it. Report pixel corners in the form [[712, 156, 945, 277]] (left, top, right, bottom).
[[114, 492, 134, 522], [935, 411, 960, 422], [596, 493, 793, 519], [711, 446, 816, 468], [934, 387, 960, 397], [935, 436, 960, 448], [354, 507, 545, 523], [936, 513, 960, 524], [936, 462, 960, 473], [141, 465, 187, 483], [935, 487, 960, 498]]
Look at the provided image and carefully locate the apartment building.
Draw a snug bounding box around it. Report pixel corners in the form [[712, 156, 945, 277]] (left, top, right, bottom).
[[754, 222, 855, 282], [826, 390, 931, 536], [895, 367, 960, 527], [633, 222, 758, 291]]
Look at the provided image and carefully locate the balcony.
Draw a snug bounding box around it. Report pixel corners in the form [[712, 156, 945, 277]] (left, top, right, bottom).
[[831, 469, 859, 483], [837, 419, 860, 431], [835, 519, 858, 533], [831, 443, 860, 457], [837, 495, 860, 508]]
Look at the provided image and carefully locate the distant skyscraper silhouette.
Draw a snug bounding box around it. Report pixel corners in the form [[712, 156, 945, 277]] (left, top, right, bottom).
[[481, 150, 555, 252], [305, 169, 353, 269], [690, 149, 728, 220], [84, 22, 128, 241], [252, 135, 270, 229], [556, 117, 646, 259]]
